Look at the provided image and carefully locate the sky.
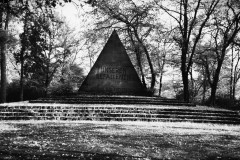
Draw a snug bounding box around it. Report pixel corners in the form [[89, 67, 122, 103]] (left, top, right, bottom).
[[55, 2, 97, 71], [56, 1, 94, 29], [56, 2, 81, 28]]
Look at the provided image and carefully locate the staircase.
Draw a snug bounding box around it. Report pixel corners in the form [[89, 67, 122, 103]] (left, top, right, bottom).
[[0, 97, 240, 124], [29, 95, 194, 106]]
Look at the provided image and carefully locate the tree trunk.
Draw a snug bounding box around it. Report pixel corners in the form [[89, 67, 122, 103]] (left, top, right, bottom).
[[143, 45, 156, 90], [209, 83, 217, 106], [202, 67, 207, 104], [19, 12, 28, 101], [0, 43, 7, 103], [20, 52, 24, 101], [127, 29, 147, 89], [133, 28, 155, 90], [0, 10, 7, 103], [45, 64, 50, 97], [230, 46, 234, 99], [232, 50, 240, 101], [182, 70, 189, 102], [158, 50, 166, 97], [181, 0, 190, 103], [137, 53, 147, 89], [232, 64, 238, 101], [181, 46, 189, 102], [159, 71, 163, 97], [233, 81, 236, 101], [133, 44, 146, 88], [209, 59, 223, 106], [190, 67, 195, 101]]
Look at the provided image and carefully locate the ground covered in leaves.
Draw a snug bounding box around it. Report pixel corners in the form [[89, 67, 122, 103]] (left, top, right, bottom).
[[0, 121, 239, 160]]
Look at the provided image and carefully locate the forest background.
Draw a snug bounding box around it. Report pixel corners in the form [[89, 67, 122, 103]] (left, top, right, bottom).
[[1, 0, 240, 110]]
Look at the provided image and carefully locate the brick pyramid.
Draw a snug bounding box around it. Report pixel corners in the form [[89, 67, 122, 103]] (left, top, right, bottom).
[[79, 30, 145, 95]]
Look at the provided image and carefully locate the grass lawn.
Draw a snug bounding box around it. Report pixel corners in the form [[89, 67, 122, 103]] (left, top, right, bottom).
[[0, 121, 239, 160]]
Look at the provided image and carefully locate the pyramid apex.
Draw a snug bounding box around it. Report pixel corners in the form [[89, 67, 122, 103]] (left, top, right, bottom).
[[109, 29, 119, 38], [79, 29, 145, 95]]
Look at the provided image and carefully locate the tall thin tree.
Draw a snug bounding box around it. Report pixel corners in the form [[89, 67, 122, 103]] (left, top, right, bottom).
[[157, 0, 219, 102]]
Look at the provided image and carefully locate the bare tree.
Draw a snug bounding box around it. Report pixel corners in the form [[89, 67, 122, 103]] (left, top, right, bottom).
[[229, 45, 240, 100], [157, 0, 220, 102], [90, 0, 160, 91], [203, 0, 240, 105]]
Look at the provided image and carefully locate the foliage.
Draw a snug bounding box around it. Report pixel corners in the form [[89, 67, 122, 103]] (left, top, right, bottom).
[[0, 0, 74, 103], [0, 29, 8, 44], [207, 95, 240, 110], [175, 87, 199, 102], [158, 0, 220, 102], [48, 82, 74, 96], [2, 0, 240, 106], [144, 88, 155, 97], [194, 0, 240, 105], [48, 63, 85, 96], [87, 0, 163, 90], [6, 80, 45, 102], [59, 63, 85, 85], [13, 2, 81, 100]]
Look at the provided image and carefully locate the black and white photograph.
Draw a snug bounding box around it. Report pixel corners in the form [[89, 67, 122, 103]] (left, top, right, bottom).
[[0, 0, 240, 159]]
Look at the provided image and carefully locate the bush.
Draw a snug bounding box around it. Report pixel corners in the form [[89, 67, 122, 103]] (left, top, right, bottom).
[[175, 89, 198, 102], [214, 96, 238, 110], [7, 80, 46, 102], [6, 81, 20, 102], [144, 88, 156, 97], [203, 94, 240, 110], [175, 90, 184, 101], [24, 82, 46, 100], [48, 82, 75, 96]]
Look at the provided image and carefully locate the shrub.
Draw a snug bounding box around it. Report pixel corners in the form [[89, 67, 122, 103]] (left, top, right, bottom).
[[175, 90, 184, 101], [48, 82, 74, 96], [175, 89, 197, 102], [203, 94, 240, 110], [214, 96, 237, 110], [144, 88, 156, 97], [7, 80, 45, 102], [24, 82, 46, 100], [6, 80, 20, 102]]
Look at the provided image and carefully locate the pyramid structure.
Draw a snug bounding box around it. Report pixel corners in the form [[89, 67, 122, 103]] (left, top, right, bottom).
[[79, 30, 146, 95]]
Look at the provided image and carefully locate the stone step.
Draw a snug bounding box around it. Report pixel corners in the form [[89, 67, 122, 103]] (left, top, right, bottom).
[[30, 99, 194, 106], [32, 99, 184, 104], [34, 96, 181, 103], [1, 105, 237, 115], [1, 115, 240, 124], [38, 95, 180, 101], [104, 113, 240, 120], [29, 95, 195, 106], [1, 111, 238, 118], [1, 104, 240, 124]]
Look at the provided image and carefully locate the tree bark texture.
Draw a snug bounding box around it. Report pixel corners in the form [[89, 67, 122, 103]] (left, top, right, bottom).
[[209, 56, 223, 106], [0, 10, 7, 103], [133, 28, 156, 90], [128, 29, 147, 89]]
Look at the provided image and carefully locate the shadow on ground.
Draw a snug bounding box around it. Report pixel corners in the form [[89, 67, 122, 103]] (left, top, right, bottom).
[[0, 121, 239, 160]]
